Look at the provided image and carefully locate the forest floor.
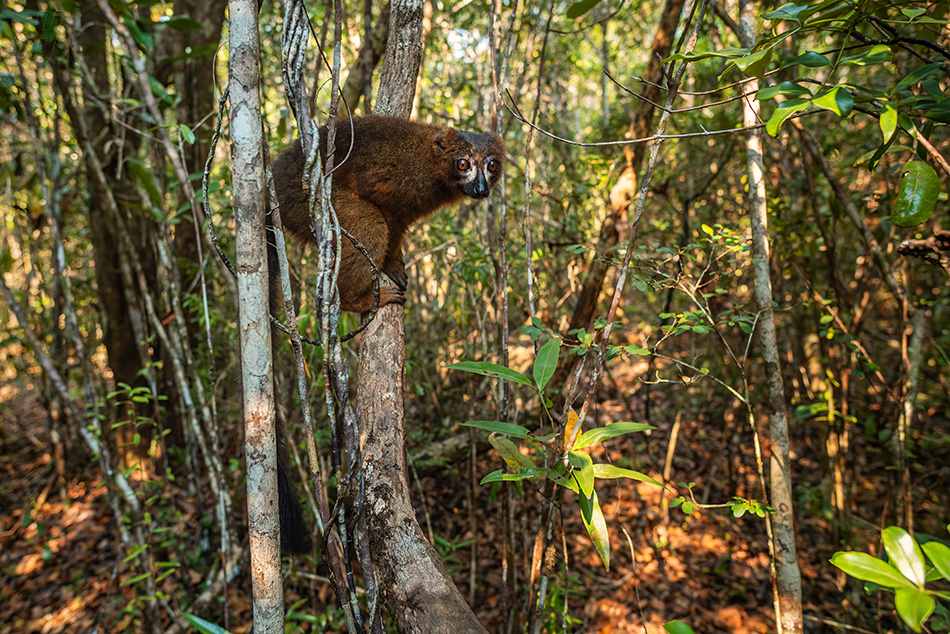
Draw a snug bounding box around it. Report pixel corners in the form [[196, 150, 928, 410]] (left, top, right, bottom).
[[0, 377, 932, 634]]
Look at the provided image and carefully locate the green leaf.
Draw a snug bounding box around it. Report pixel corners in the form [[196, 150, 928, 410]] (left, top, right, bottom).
[[183, 614, 234, 634], [579, 490, 610, 570], [892, 161, 941, 228], [841, 44, 892, 66], [830, 551, 915, 589], [756, 81, 811, 100], [179, 124, 195, 145], [533, 337, 561, 392], [593, 463, 663, 488], [763, 2, 809, 24], [765, 98, 809, 136], [163, 16, 203, 31], [446, 361, 533, 388], [462, 420, 534, 440], [480, 468, 546, 484], [883, 526, 927, 587], [664, 621, 696, 634], [566, 0, 601, 19], [624, 345, 651, 356], [901, 8, 926, 20], [922, 541, 950, 581], [781, 51, 830, 68], [880, 103, 898, 143], [733, 48, 773, 78], [489, 435, 536, 473], [568, 451, 595, 497], [894, 588, 935, 633], [812, 86, 853, 118], [893, 63, 943, 94], [574, 422, 655, 449]]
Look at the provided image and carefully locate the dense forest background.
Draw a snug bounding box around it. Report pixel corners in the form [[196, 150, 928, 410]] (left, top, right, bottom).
[[0, 0, 948, 632]]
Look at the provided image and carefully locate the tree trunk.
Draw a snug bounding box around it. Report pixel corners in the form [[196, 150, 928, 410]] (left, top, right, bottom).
[[738, 1, 803, 632], [230, 0, 283, 630], [357, 0, 489, 630]]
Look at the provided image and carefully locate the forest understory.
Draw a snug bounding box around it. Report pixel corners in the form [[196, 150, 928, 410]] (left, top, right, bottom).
[[2, 369, 941, 634]]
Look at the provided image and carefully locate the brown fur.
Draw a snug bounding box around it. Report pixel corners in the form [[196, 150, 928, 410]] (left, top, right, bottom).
[[266, 116, 503, 553], [271, 115, 504, 312]]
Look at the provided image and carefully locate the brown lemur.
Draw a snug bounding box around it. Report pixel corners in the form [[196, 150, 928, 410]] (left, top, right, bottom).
[[266, 115, 505, 553]]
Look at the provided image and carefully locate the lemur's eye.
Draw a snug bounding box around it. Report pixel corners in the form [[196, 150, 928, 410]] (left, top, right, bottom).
[[487, 159, 500, 173], [456, 158, 471, 171]]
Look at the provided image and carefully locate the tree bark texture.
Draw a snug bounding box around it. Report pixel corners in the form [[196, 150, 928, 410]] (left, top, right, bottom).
[[357, 0, 489, 630], [229, 0, 283, 630], [338, 1, 391, 116], [738, 1, 803, 632]]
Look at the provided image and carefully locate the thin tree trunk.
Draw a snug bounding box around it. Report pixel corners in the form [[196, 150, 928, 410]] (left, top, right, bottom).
[[737, 1, 803, 632], [230, 0, 283, 630]]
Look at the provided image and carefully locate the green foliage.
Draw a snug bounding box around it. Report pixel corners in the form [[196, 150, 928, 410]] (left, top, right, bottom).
[[832, 526, 950, 632], [182, 613, 233, 634], [450, 342, 659, 571], [892, 160, 942, 227]]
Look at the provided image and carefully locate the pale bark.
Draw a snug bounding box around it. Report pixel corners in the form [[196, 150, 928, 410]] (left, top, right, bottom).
[[230, 0, 283, 630], [738, 1, 803, 632]]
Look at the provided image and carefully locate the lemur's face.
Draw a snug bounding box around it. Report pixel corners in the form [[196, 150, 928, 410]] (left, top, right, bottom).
[[440, 130, 505, 199]]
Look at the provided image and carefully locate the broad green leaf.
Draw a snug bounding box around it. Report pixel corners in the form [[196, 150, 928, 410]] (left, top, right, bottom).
[[533, 337, 561, 392], [880, 103, 898, 143], [624, 345, 651, 355], [664, 621, 696, 634], [841, 44, 892, 66], [179, 124, 195, 145], [894, 588, 935, 633], [446, 361, 533, 388], [574, 422, 655, 449], [489, 435, 536, 473], [163, 16, 203, 31], [463, 420, 534, 440], [901, 8, 926, 20], [568, 451, 595, 497], [593, 464, 663, 488], [898, 113, 919, 139], [763, 2, 809, 23], [766, 98, 809, 136], [812, 86, 853, 117], [734, 48, 773, 78], [894, 63, 943, 94], [781, 51, 830, 68], [883, 526, 927, 586], [183, 614, 234, 634], [756, 81, 811, 101], [892, 161, 941, 228], [480, 468, 546, 484], [922, 541, 950, 581], [579, 489, 610, 570], [830, 551, 915, 589], [566, 0, 601, 19]]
